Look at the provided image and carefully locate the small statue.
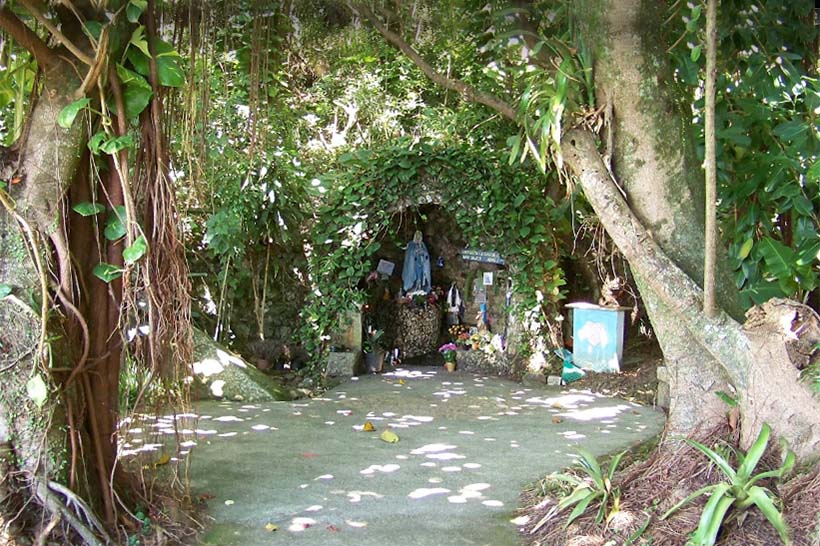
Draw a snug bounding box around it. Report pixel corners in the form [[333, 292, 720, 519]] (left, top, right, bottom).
[[401, 230, 431, 294]]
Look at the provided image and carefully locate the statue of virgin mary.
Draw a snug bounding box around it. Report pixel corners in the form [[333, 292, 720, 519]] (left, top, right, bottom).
[[401, 230, 431, 294]]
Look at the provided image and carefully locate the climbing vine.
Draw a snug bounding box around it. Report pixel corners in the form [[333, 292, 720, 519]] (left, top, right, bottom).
[[298, 138, 570, 376]]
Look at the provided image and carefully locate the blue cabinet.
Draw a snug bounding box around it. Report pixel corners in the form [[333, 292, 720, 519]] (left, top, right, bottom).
[[566, 303, 629, 373]]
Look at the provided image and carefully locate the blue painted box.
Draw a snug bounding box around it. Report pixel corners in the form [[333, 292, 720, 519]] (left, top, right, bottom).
[[566, 303, 629, 373]]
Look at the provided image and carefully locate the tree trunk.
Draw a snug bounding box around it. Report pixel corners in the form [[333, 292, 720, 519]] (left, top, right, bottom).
[[564, 128, 820, 460], [572, 0, 743, 439]]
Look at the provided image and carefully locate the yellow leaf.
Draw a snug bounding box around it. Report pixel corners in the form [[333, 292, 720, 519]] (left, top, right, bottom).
[[363, 421, 376, 432], [154, 454, 171, 467], [265, 523, 278, 532], [380, 430, 399, 443], [398, 379, 405, 385]]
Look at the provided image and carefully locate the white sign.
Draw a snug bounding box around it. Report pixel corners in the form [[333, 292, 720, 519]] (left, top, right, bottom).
[[483, 272, 494, 286]]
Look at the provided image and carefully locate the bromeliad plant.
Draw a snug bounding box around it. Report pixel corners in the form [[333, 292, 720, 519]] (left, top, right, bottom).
[[550, 447, 625, 527], [660, 423, 794, 546]]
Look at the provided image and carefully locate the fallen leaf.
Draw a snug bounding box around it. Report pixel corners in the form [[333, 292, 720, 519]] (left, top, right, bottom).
[[551, 416, 563, 424], [198, 493, 215, 502], [302, 452, 318, 458], [326, 524, 340, 532], [363, 421, 376, 432], [398, 379, 405, 385], [550, 402, 565, 410], [380, 430, 399, 443], [154, 454, 171, 467], [224, 500, 235, 506], [265, 523, 278, 532]]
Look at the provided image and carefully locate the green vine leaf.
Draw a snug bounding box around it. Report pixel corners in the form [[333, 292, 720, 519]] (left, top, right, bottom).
[[123, 235, 148, 264], [100, 135, 134, 155], [72, 202, 105, 217], [87, 132, 107, 154], [57, 98, 91, 129], [0, 283, 12, 298], [104, 206, 127, 241], [126, 0, 148, 23], [93, 262, 124, 283]]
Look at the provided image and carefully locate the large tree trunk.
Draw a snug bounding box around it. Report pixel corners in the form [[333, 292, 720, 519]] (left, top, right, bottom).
[[566, 0, 820, 460], [573, 0, 746, 439]]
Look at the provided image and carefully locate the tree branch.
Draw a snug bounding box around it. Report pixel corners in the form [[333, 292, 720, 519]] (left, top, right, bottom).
[[0, 5, 57, 68], [17, 0, 94, 66], [351, 2, 518, 122]]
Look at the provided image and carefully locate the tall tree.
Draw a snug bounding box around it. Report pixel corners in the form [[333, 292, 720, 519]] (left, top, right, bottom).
[[0, 1, 191, 542]]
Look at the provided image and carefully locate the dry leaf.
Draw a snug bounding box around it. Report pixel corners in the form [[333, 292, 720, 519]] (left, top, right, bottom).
[[380, 429, 399, 443], [551, 416, 563, 424], [363, 421, 376, 432], [265, 523, 278, 532], [398, 379, 405, 385], [550, 402, 565, 410], [326, 524, 340, 532]]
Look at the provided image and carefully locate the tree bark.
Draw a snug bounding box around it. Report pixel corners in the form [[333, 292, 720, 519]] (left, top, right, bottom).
[[563, 128, 820, 460]]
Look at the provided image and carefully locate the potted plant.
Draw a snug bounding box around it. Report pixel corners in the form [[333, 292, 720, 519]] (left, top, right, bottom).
[[439, 342, 458, 372], [363, 329, 385, 373]]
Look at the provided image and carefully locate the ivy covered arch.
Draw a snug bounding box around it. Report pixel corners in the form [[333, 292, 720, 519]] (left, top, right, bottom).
[[299, 138, 571, 374]]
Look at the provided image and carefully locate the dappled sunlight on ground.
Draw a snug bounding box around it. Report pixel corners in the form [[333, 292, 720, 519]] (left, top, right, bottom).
[[118, 367, 665, 546]]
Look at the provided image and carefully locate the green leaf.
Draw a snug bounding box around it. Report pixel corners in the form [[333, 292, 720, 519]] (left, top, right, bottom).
[[607, 451, 626, 482], [715, 391, 738, 407], [576, 447, 605, 489], [519, 226, 531, 238], [104, 206, 127, 241], [772, 120, 808, 142], [0, 284, 12, 298], [692, 488, 734, 546], [746, 486, 791, 544], [565, 492, 596, 527], [156, 56, 185, 87], [93, 262, 123, 282], [87, 132, 107, 154], [83, 20, 104, 41], [126, 0, 147, 23], [26, 374, 48, 408], [660, 484, 718, 519], [72, 201, 105, 217], [127, 37, 186, 87], [685, 440, 737, 482], [738, 238, 754, 260], [736, 423, 769, 482], [117, 63, 153, 117], [758, 237, 796, 282], [129, 26, 151, 57], [100, 135, 134, 155], [57, 98, 91, 129], [123, 235, 148, 264], [690, 45, 702, 62]]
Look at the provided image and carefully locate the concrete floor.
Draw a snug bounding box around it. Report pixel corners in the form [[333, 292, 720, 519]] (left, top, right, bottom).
[[184, 367, 665, 546]]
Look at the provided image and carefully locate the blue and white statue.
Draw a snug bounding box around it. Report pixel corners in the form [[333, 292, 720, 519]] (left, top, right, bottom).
[[402, 230, 431, 294]]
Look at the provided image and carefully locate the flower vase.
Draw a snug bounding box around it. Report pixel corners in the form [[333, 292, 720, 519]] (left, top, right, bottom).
[[444, 358, 456, 372]]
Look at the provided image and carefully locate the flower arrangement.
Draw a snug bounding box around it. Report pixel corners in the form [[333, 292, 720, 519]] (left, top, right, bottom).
[[438, 342, 458, 362], [448, 323, 468, 340]]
